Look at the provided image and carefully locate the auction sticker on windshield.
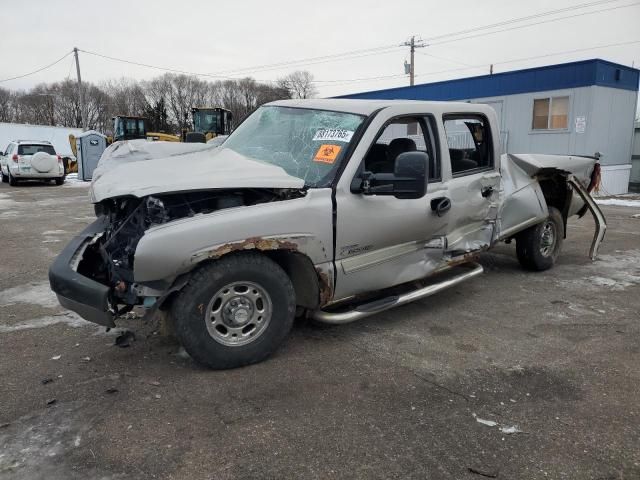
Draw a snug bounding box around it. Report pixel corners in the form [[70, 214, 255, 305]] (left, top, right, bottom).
[[314, 144, 341, 164], [313, 129, 354, 142]]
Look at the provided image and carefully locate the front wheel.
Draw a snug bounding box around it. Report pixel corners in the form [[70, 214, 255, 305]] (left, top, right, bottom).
[[171, 253, 296, 369], [1, 167, 8, 183], [516, 207, 564, 271]]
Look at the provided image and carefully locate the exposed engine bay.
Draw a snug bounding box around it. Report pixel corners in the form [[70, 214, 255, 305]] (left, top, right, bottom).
[[76, 188, 306, 307]]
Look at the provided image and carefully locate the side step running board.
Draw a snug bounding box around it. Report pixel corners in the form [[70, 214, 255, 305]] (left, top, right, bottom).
[[312, 262, 484, 325]]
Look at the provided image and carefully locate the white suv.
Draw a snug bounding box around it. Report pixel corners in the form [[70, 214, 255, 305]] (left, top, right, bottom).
[[1, 140, 65, 186]]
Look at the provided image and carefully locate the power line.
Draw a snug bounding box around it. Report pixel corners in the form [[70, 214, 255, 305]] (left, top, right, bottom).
[[207, 0, 632, 77], [0, 51, 74, 83], [0, 2, 636, 88], [417, 50, 484, 71], [318, 39, 640, 88], [427, 1, 640, 45], [78, 48, 265, 81], [80, 47, 406, 84], [422, 0, 621, 43], [212, 45, 401, 76]]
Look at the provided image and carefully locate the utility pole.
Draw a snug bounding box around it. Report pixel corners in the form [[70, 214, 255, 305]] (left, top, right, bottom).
[[73, 47, 84, 129], [403, 36, 426, 86]]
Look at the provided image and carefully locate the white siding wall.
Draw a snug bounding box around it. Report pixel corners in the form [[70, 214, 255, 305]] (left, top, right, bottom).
[[471, 85, 638, 194]]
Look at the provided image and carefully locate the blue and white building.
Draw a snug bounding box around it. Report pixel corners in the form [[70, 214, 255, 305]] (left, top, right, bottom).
[[340, 59, 640, 194]]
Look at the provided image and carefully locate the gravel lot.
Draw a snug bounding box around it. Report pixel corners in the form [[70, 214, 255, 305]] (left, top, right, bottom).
[[1, 180, 639, 480]]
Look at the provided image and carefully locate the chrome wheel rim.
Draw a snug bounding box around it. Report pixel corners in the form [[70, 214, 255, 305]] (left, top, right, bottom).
[[540, 221, 556, 257], [205, 281, 272, 346]]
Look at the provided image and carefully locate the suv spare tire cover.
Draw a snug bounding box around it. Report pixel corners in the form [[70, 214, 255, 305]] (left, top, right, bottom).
[[31, 151, 57, 173]]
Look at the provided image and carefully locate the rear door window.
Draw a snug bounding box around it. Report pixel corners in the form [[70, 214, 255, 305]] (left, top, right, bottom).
[[443, 115, 493, 175], [17, 144, 56, 155]]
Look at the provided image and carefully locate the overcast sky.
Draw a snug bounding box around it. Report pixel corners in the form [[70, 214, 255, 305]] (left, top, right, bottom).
[[0, 0, 638, 97]]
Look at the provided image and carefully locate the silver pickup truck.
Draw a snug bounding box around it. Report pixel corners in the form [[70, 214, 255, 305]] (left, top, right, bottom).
[[49, 99, 606, 369]]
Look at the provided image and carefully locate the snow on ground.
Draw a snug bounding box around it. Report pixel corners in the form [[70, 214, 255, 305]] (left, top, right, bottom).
[[0, 282, 60, 308], [0, 313, 89, 333], [0, 193, 17, 210], [595, 194, 640, 208], [559, 250, 640, 292], [62, 173, 90, 188]]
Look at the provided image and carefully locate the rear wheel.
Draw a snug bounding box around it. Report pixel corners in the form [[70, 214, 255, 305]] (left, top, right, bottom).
[[516, 206, 564, 271], [8, 169, 18, 186], [171, 253, 296, 369], [55, 176, 64, 186]]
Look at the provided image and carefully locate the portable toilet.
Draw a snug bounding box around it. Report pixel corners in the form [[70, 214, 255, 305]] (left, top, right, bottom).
[[75, 130, 107, 181]]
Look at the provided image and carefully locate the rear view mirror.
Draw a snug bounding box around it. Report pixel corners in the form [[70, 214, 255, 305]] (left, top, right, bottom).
[[357, 151, 428, 199]]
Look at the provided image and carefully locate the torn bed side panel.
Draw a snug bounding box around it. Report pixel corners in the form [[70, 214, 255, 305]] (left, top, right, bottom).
[[496, 154, 549, 240], [496, 153, 605, 259], [506, 153, 594, 184]]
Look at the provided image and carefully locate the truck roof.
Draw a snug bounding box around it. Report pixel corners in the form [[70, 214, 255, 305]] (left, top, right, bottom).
[[267, 98, 496, 116]]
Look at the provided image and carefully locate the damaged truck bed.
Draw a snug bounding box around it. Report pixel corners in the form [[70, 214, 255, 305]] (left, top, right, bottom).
[[49, 99, 605, 369]]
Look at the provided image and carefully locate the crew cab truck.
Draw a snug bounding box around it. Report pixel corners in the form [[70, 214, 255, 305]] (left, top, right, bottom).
[[49, 99, 606, 369]]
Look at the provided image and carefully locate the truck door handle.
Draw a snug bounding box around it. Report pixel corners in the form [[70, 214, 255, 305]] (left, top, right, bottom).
[[481, 186, 494, 198], [431, 197, 451, 217]]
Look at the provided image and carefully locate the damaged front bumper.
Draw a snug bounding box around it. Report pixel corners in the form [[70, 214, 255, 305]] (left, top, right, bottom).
[[48, 217, 116, 327]]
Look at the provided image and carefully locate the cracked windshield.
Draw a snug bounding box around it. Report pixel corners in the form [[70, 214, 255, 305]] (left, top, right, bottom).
[[222, 106, 365, 186]]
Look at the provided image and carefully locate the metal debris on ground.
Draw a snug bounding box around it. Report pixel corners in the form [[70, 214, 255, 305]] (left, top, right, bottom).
[[46, 398, 57, 406], [105, 387, 118, 394], [473, 413, 524, 435], [115, 330, 136, 348], [51, 355, 61, 360], [41, 378, 54, 385], [500, 425, 523, 434], [473, 413, 498, 427], [80, 357, 91, 362], [468, 466, 498, 478]]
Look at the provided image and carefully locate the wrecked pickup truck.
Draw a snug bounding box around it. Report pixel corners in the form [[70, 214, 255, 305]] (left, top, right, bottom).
[[49, 99, 606, 369]]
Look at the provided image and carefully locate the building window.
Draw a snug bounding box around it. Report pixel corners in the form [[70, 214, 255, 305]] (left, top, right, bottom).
[[532, 96, 569, 130]]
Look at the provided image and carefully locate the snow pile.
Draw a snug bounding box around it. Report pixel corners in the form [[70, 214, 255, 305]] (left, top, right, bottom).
[[0, 282, 60, 308], [559, 250, 640, 292], [595, 196, 640, 208], [62, 172, 90, 188], [0, 313, 88, 333]]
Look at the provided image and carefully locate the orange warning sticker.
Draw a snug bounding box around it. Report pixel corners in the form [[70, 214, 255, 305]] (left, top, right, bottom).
[[314, 144, 341, 164]]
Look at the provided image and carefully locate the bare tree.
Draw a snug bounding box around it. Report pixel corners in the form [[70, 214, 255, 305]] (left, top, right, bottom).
[[277, 70, 317, 99], [0, 88, 12, 122], [0, 70, 295, 132]]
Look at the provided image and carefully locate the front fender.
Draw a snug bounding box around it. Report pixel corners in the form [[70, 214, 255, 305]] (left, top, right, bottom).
[[133, 188, 334, 283]]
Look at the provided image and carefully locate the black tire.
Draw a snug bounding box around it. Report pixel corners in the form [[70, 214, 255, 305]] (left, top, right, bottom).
[[171, 252, 296, 369], [8, 169, 18, 186], [1, 168, 7, 183], [55, 176, 65, 186], [516, 206, 564, 271]]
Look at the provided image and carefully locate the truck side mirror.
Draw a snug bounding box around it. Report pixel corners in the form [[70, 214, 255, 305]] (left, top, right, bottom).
[[358, 151, 429, 199]]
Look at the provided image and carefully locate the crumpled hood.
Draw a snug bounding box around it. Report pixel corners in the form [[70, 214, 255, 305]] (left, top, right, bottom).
[[90, 141, 305, 202]]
